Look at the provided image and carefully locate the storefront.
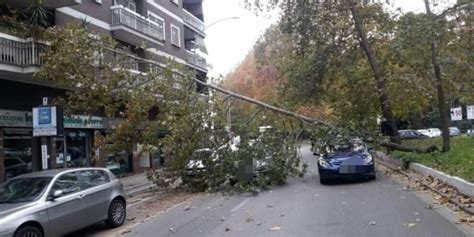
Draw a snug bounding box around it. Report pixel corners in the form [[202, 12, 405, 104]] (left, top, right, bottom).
[[0, 109, 108, 181]]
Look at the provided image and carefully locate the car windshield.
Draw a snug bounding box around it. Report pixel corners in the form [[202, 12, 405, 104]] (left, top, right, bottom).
[[326, 142, 365, 154], [0, 177, 52, 203]]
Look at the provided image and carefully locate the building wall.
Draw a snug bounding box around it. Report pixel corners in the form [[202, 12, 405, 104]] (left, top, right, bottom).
[[53, 0, 202, 69], [0, 0, 206, 180]]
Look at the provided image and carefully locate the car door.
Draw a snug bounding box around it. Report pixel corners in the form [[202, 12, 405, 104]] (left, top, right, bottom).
[[46, 171, 87, 236], [79, 170, 113, 225]]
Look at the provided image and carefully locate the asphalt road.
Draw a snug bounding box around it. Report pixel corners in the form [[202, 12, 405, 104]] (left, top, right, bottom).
[[123, 144, 470, 237]]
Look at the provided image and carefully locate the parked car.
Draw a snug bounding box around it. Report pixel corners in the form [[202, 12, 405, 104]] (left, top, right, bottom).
[[185, 144, 269, 183], [316, 138, 375, 184], [467, 129, 474, 136], [417, 129, 429, 137], [449, 127, 461, 136], [424, 128, 442, 138], [3, 148, 22, 158], [399, 129, 429, 140], [4, 157, 28, 179], [0, 168, 126, 237]]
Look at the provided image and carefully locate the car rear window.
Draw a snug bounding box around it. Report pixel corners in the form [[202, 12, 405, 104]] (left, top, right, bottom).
[[80, 170, 110, 188]]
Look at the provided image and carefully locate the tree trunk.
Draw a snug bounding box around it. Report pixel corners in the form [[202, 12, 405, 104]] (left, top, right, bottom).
[[349, 3, 400, 144], [424, 0, 450, 152], [381, 142, 438, 153]]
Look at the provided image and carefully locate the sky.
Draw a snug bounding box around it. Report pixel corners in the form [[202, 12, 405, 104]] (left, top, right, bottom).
[[202, 0, 457, 78]]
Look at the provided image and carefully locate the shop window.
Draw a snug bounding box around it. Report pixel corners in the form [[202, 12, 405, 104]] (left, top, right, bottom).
[[106, 150, 132, 175], [56, 131, 91, 168], [3, 129, 33, 179]]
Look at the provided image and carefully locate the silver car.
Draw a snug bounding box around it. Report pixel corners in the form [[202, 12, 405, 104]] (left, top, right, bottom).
[[0, 168, 126, 237]]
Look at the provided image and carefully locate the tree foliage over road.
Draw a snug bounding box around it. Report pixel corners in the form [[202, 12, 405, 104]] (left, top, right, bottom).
[[30, 24, 307, 193], [232, 0, 473, 151]]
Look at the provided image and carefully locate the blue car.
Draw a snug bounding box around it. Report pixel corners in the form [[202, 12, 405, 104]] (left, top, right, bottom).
[[316, 140, 375, 184]]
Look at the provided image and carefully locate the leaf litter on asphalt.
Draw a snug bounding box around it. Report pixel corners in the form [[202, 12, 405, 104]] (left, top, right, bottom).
[[405, 223, 417, 228], [270, 226, 281, 231]]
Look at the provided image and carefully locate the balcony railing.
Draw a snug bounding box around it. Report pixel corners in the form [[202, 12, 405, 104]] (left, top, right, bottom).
[[111, 6, 164, 41], [183, 10, 205, 33], [185, 50, 207, 70], [0, 34, 47, 67]]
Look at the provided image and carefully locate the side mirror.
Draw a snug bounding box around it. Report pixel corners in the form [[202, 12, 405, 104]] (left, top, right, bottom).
[[49, 190, 63, 200]]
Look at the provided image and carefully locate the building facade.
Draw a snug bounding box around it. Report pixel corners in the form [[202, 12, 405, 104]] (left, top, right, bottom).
[[0, 0, 208, 181]]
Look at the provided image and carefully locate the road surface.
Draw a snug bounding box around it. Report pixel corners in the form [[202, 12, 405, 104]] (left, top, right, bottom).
[[121, 144, 471, 237]]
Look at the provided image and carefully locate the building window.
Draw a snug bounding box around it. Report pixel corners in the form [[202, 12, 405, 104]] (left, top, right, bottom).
[[114, 0, 136, 11], [148, 11, 165, 41], [171, 0, 179, 6], [170, 24, 181, 47]]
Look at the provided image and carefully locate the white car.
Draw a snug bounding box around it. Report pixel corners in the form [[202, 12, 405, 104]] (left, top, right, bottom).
[[419, 128, 441, 138]]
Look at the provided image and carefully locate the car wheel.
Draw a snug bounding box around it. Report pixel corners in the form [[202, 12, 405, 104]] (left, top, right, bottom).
[[14, 225, 43, 237], [369, 174, 376, 180], [319, 176, 329, 185], [107, 198, 126, 228]]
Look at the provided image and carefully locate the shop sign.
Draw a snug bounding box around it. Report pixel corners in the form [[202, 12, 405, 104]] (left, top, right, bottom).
[[450, 107, 462, 121], [0, 110, 32, 127], [64, 115, 105, 129], [33, 106, 62, 137], [0, 110, 105, 129], [41, 145, 48, 169], [467, 106, 474, 120]]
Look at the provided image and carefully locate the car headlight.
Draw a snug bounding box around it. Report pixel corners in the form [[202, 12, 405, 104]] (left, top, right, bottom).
[[364, 154, 374, 164], [318, 157, 331, 168]]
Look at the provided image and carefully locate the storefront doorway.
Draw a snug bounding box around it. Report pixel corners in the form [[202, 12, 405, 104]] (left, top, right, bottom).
[[58, 130, 91, 168]]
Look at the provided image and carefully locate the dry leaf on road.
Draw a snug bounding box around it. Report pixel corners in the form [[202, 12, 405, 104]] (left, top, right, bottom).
[[405, 223, 416, 228], [270, 226, 281, 231]]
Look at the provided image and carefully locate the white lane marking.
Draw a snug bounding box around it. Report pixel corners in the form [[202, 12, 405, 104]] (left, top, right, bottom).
[[230, 197, 253, 213]]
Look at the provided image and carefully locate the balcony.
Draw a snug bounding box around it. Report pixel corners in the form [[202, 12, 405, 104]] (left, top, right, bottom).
[[185, 50, 207, 71], [0, 0, 81, 9], [183, 10, 205, 35], [0, 33, 47, 77], [111, 6, 165, 47]]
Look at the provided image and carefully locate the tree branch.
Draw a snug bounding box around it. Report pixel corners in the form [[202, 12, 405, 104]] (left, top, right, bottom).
[[380, 142, 438, 153], [434, 1, 472, 20]]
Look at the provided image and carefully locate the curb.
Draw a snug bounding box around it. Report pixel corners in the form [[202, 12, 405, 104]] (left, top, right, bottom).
[[374, 152, 474, 216], [409, 163, 474, 198], [375, 152, 474, 198], [125, 182, 155, 197]]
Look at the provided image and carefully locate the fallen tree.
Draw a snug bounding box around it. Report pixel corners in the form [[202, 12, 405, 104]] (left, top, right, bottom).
[[380, 142, 438, 153], [109, 47, 441, 154]]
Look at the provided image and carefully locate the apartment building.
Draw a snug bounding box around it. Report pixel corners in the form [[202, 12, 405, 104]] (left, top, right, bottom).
[[0, 0, 208, 181]]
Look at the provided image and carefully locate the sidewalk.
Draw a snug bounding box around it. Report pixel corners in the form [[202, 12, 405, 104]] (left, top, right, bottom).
[[119, 172, 155, 197]]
